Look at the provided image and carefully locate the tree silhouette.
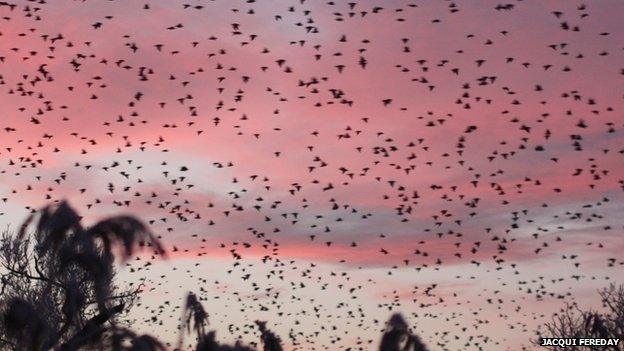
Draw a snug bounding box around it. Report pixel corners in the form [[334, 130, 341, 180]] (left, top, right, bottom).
[[0, 201, 163, 350], [535, 283, 624, 351]]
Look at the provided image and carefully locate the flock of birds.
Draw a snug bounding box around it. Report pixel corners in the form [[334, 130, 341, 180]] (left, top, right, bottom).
[[0, 0, 623, 350]]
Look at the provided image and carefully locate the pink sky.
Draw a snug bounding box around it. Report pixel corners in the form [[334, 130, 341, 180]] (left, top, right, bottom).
[[1, 1, 624, 350]]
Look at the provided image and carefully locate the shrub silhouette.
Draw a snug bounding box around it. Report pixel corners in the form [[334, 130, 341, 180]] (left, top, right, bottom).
[[0, 201, 430, 351]]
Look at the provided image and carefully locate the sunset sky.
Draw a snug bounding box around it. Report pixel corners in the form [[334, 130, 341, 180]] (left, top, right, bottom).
[[1, 1, 623, 350]]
